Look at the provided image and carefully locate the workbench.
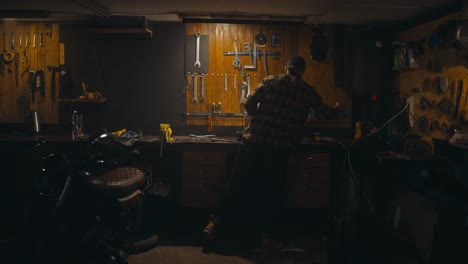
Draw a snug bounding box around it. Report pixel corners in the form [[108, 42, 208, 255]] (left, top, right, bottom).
[[0, 133, 342, 209]]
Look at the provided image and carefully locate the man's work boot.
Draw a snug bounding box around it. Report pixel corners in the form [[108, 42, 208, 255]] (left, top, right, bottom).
[[202, 214, 221, 253], [257, 232, 284, 254], [262, 239, 284, 254]]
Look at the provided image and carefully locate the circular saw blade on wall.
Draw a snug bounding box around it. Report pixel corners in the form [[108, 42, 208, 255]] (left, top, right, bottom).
[[255, 29, 267, 45]]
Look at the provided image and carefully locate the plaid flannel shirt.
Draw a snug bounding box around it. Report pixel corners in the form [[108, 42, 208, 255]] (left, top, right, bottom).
[[242, 73, 334, 148]]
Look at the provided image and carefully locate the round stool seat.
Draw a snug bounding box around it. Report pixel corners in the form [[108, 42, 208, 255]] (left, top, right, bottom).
[[87, 166, 146, 197]]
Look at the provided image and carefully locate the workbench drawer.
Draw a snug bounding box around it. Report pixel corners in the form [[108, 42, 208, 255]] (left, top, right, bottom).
[[181, 164, 227, 180], [182, 151, 227, 165], [288, 183, 330, 208], [289, 152, 331, 168], [180, 150, 228, 207], [288, 168, 330, 184]]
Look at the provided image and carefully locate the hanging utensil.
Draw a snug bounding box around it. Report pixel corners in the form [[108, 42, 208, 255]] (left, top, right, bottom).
[[419, 96, 429, 111], [432, 76, 441, 94], [418, 116, 429, 132], [2, 32, 14, 63], [454, 80, 464, 120], [10, 32, 15, 50], [430, 120, 439, 132], [441, 122, 449, 136], [438, 97, 450, 114], [439, 75, 449, 93]]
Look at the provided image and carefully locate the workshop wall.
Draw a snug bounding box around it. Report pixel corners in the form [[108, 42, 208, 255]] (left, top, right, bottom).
[[396, 11, 467, 140], [0, 22, 351, 136], [58, 23, 187, 135], [184, 23, 351, 128], [0, 22, 60, 125]]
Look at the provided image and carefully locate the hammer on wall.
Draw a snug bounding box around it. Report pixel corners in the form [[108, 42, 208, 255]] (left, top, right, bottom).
[[47, 65, 60, 101]]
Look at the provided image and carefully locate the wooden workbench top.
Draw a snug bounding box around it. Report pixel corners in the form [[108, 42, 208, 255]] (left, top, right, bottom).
[[0, 133, 338, 150]]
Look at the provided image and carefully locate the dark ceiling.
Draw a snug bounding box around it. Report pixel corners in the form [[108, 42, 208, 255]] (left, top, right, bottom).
[[0, 0, 461, 25]]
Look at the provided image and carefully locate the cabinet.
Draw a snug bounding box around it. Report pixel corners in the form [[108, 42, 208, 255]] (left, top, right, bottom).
[[287, 152, 331, 208], [180, 150, 228, 207], [179, 146, 332, 208]]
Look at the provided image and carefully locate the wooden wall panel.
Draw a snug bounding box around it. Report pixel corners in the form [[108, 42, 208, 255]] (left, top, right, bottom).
[[396, 12, 467, 140], [29, 24, 38, 110], [0, 23, 16, 122], [185, 23, 351, 129], [269, 25, 283, 75], [45, 24, 60, 123], [16, 24, 29, 123], [0, 22, 350, 130], [0, 22, 60, 125]]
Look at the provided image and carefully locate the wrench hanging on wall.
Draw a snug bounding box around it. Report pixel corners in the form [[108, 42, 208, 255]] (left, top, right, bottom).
[[10, 32, 15, 50], [233, 74, 237, 90], [193, 32, 201, 69], [192, 72, 198, 103], [200, 73, 206, 102], [224, 74, 228, 92], [185, 32, 210, 73], [21, 34, 30, 77], [240, 81, 246, 104], [246, 74, 251, 97], [14, 51, 19, 88]]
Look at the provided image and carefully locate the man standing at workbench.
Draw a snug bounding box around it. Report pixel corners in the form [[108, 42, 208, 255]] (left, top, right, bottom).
[[203, 55, 339, 253]]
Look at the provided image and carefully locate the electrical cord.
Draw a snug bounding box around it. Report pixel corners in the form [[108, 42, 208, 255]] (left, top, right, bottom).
[[350, 102, 410, 147], [345, 102, 410, 216]]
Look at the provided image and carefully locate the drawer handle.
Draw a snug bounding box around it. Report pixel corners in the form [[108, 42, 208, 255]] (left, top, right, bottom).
[[306, 156, 314, 160]]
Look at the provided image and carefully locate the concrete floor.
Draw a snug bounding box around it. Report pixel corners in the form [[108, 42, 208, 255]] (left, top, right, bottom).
[[128, 221, 329, 264], [129, 245, 327, 264], [127, 195, 332, 264]]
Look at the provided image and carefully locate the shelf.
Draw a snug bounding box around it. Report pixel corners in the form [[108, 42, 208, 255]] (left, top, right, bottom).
[[392, 67, 422, 71], [57, 98, 107, 103], [184, 112, 245, 117]]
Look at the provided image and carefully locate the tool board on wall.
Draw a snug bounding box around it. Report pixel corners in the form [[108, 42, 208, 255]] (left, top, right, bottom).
[[397, 12, 468, 140], [0, 22, 60, 124], [183, 23, 351, 129]]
